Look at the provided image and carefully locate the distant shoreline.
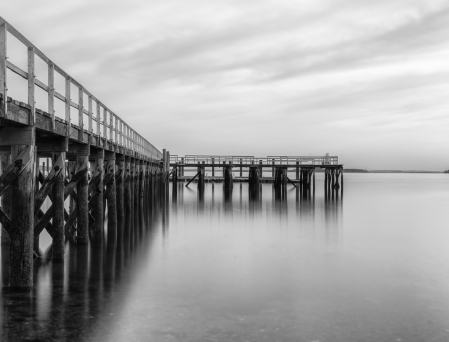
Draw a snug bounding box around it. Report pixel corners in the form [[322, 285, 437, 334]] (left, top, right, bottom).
[[342, 169, 448, 174]]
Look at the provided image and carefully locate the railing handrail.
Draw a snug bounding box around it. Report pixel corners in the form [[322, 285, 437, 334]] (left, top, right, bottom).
[[0, 16, 162, 160], [170, 155, 339, 165]]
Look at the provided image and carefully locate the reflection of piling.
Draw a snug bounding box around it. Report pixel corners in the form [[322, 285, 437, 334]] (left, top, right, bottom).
[[274, 166, 287, 200], [248, 166, 260, 201], [224, 163, 233, 191], [198, 163, 205, 191]]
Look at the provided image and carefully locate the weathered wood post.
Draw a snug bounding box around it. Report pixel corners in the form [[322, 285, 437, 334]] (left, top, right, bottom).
[[198, 162, 205, 190], [76, 153, 89, 245], [248, 166, 260, 189], [312, 169, 316, 198], [181, 157, 184, 178], [296, 160, 299, 180], [116, 154, 125, 235], [272, 159, 275, 178], [129, 157, 135, 229], [324, 169, 328, 198], [139, 160, 145, 218], [281, 167, 287, 199], [0, 153, 11, 245], [224, 162, 233, 190], [172, 164, 178, 183], [341, 168, 344, 197], [34, 154, 40, 256], [90, 148, 104, 242], [331, 169, 335, 199], [259, 160, 263, 180], [9, 141, 36, 288], [52, 152, 65, 260], [105, 151, 117, 238], [212, 158, 215, 178], [240, 158, 243, 178]]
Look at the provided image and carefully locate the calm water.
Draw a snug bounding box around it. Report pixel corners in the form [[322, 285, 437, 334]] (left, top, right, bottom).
[[1, 173, 449, 342]]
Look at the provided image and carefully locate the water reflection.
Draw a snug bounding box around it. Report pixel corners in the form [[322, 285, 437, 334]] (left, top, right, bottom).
[[1, 180, 344, 341], [0, 191, 166, 341]]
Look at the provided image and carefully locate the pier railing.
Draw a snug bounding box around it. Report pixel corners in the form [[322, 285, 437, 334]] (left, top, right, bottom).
[[170, 155, 339, 166], [0, 16, 161, 160]]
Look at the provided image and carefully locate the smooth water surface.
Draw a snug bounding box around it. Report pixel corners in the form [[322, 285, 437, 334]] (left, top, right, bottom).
[[1, 173, 449, 341]]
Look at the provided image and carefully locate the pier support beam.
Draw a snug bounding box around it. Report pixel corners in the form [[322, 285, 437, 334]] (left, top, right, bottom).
[[198, 163, 205, 190], [116, 154, 125, 234], [52, 152, 65, 260], [76, 155, 89, 245], [105, 151, 117, 238], [1, 152, 11, 245], [90, 149, 104, 242], [224, 163, 233, 190], [9, 144, 35, 289], [248, 166, 260, 189]]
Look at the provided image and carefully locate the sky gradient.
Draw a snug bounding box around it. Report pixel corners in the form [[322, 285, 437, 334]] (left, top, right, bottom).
[[2, 0, 449, 170]]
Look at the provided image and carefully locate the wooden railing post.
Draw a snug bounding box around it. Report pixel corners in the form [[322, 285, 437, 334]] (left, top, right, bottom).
[[0, 22, 6, 116], [28, 47, 35, 124], [78, 87, 84, 141], [65, 77, 71, 137], [48, 63, 55, 130]]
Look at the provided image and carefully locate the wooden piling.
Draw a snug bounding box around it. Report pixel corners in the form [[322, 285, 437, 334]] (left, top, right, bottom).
[[91, 153, 104, 241], [76, 155, 89, 245], [9, 144, 35, 288], [198, 163, 205, 190], [116, 154, 125, 234], [212, 158, 215, 177], [52, 152, 65, 260], [1, 153, 11, 245], [296, 160, 299, 180], [224, 163, 233, 190], [105, 152, 117, 237]]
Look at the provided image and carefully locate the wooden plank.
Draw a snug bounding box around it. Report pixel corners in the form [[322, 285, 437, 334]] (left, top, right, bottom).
[[67, 142, 89, 156], [6, 60, 27, 79], [28, 47, 35, 124], [0, 145, 10, 154], [54, 90, 66, 103], [36, 136, 68, 152], [48, 64, 55, 130], [0, 126, 34, 145], [65, 77, 71, 136], [78, 87, 83, 141], [0, 23, 7, 116]]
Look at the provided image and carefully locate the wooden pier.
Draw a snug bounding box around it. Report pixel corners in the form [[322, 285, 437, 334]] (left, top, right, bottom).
[[170, 155, 344, 199], [0, 17, 343, 291], [0, 17, 170, 289]]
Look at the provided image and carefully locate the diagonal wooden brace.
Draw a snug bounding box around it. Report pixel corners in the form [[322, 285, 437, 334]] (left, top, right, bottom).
[[0, 206, 11, 236], [34, 153, 64, 219], [0, 145, 33, 197], [34, 164, 88, 237]]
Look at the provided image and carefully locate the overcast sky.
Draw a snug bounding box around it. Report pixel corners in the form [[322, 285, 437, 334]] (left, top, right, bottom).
[[2, 0, 449, 170]]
